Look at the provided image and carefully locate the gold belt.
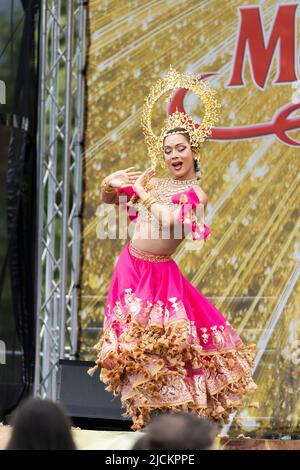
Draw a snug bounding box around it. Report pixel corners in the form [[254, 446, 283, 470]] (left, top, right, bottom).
[[129, 241, 172, 262]]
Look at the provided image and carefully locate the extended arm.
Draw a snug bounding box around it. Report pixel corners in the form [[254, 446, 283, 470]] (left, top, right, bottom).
[[138, 187, 181, 227], [100, 167, 142, 204], [138, 183, 207, 228]]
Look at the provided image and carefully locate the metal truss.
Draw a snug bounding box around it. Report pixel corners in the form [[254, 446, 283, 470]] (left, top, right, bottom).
[[34, 0, 86, 399]]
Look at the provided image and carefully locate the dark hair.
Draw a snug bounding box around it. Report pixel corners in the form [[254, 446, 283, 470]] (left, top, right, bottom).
[[163, 128, 201, 180], [131, 412, 218, 450], [163, 127, 190, 145], [6, 397, 76, 450]]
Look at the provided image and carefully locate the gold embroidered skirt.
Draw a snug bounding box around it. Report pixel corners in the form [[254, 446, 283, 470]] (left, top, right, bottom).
[[88, 242, 257, 431]]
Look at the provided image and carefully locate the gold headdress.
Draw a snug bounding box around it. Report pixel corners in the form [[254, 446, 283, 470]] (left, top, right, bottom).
[[141, 66, 221, 169]]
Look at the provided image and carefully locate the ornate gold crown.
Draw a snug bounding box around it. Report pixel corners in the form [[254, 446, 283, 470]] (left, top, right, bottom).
[[141, 66, 221, 169]]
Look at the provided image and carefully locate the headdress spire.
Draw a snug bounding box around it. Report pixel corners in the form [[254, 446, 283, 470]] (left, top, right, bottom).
[[141, 66, 220, 168]]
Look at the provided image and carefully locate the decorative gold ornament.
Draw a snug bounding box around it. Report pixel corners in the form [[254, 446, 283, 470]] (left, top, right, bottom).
[[141, 195, 158, 211], [101, 179, 115, 193], [129, 241, 171, 262], [141, 66, 221, 169], [144, 174, 153, 191]]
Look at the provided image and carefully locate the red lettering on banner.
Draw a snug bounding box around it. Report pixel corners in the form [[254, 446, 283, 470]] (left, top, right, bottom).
[[169, 74, 300, 146], [168, 5, 300, 146], [227, 4, 298, 89]]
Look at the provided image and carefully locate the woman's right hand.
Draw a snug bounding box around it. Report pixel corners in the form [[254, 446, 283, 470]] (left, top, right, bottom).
[[105, 167, 142, 189]]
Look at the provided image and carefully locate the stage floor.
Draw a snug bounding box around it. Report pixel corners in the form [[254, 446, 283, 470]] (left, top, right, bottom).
[[0, 424, 142, 450], [1, 424, 300, 450]]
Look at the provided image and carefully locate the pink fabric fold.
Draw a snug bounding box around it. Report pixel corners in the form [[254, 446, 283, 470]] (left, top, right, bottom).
[[171, 187, 212, 241]]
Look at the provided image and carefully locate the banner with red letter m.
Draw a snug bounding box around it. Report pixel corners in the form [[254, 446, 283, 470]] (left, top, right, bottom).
[[82, 1, 300, 438]]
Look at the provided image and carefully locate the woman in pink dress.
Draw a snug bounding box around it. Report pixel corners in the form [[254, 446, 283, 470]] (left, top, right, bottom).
[[88, 68, 257, 431]]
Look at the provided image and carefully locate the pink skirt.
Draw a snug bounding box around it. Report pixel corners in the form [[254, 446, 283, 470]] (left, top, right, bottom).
[[88, 241, 257, 431]]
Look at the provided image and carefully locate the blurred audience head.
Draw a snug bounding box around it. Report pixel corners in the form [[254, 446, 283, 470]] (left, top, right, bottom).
[[6, 397, 76, 450], [132, 411, 218, 450]]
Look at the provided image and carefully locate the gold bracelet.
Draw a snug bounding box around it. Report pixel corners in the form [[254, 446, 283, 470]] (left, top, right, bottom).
[[141, 195, 157, 210], [101, 179, 115, 193], [141, 195, 156, 207]]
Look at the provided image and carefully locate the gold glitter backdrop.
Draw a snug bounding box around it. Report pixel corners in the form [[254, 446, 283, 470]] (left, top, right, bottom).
[[81, 0, 300, 437]]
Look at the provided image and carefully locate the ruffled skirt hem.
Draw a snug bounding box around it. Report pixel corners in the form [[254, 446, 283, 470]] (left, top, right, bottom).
[[88, 316, 257, 432]]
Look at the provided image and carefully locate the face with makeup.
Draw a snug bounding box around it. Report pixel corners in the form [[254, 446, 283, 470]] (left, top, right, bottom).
[[163, 130, 198, 180]]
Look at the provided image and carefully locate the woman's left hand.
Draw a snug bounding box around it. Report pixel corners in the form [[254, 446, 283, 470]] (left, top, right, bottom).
[[133, 167, 155, 196]]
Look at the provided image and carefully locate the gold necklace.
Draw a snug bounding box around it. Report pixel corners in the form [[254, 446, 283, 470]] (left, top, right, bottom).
[[136, 178, 197, 224], [151, 178, 198, 203], [170, 177, 198, 185]]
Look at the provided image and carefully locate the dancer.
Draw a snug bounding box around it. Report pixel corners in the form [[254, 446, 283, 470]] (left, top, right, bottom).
[[88, 67, 257, 431]]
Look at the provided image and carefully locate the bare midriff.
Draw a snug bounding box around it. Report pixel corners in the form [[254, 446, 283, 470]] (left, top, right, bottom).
[[131, 214, 185, 256], [116, 178, 203, 256]]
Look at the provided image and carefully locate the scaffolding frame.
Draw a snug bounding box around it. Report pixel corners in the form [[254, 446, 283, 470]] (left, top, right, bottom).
[[34, 0, 86, 399]]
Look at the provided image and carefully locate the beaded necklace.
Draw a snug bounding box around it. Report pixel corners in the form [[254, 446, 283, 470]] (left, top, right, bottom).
[[137, 178, 198, 223], [151, 178, 198, 204]]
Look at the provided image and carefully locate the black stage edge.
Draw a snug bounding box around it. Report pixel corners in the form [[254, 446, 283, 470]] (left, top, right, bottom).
[[58, 359, 132, 431]]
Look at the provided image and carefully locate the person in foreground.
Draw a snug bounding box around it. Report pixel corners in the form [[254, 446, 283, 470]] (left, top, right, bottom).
[[132, 412, 218, 450], [5, 397, 76, 450], [88, 67, 257, 431]]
